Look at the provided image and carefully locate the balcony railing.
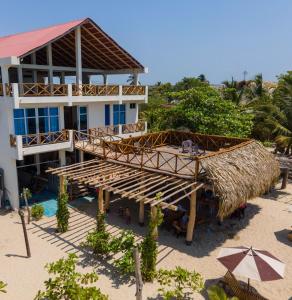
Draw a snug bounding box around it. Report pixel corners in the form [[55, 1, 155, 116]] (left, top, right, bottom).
[[1, 83, 147, 98], [122, 121, 146, 134], [10, 131, 70, 148]]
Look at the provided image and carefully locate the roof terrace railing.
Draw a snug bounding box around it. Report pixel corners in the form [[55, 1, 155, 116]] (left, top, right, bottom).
[[1, 83, 147, 98]]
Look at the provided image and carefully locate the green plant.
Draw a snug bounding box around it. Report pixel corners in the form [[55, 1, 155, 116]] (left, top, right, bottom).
[[207, 285, 239, 300], [0, 281, 7, 293], [34, 253, 108, 300], [56, 191, 70, 233], [31, 204, 44, 221], [141, 196, 163, 282], [156, 267, 204, 300], [82, 230, 111, 256]]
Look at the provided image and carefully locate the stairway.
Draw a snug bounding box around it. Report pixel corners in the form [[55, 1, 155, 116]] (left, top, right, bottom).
[[69, 180, 90, 201]]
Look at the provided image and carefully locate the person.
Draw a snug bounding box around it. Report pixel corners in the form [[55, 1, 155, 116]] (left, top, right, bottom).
[[172, 212, 188, 237], [124, 207, 131, 225]]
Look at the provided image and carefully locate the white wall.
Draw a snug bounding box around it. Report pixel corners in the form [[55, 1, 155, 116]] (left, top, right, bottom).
[[0, 100, 19, 209], [86, 101, 138, 128]]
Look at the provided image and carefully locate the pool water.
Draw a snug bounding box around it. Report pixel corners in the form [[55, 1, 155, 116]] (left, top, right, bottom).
[[24, 191, 96, 217]]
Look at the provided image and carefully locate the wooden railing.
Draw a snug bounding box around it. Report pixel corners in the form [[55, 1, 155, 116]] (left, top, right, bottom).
[[74, 130, 200, 178], [10, 131, 70, 148], [122, 85, 146, 95], [122, 121, 146, 134], [72, 84, 119, 96], [19, 83, 68, 97], [4, 83, 146, 97], [89, 127, 122, 141], [5, 83, 12, 96], [0, 84, 3, 96]]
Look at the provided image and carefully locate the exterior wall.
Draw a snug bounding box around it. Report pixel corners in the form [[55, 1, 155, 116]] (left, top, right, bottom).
[[0, 100, 19, 209]]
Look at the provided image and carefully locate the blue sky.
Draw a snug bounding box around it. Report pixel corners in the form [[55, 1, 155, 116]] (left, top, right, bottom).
[[1, 0, 292, 84]]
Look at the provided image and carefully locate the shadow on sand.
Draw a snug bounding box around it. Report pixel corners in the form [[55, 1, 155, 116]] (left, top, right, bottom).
[[28, 195, 261, 288]]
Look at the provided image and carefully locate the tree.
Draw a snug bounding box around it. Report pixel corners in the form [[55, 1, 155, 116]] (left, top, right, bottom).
[[173, 77, 206, 92], [56, 180, 70, 233], [151, 86, 253, 137], [198, 74, 207, 82], [35, 254, 108, 300], [141, 198, 163, 282], [156, 267, 204, 300]]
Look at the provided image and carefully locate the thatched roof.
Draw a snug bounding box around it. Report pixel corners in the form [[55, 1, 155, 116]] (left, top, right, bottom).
[[200, 141, 280, 219]]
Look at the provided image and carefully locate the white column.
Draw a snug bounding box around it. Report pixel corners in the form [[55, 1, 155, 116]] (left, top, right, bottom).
[[47, 44, 53, 84], [133, 73, 139, 85], [75, 27, 82, 88], [1, 65, 9, 96], [59, 150, 66, 166]]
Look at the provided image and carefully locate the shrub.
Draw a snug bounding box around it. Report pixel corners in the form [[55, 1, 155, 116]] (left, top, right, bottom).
[[56, 192, 70, 233], [207, 285, 239, 300], [0, 281, 7, 293], [141, 198, 163, 282], [31, 204, 44, 221], [83, 230, 111, 256], [35, 253, 108, 300], [156, 266, 204, 300]]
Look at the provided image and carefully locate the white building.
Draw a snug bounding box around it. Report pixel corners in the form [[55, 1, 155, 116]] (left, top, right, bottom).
[[0, 18, 148, 209]]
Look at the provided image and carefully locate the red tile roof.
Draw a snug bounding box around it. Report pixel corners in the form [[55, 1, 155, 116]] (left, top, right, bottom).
[[0, 19, 86, 58]]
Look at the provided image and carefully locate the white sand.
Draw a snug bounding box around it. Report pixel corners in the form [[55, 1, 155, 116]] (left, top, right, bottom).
[[0, 182, 291, 300]]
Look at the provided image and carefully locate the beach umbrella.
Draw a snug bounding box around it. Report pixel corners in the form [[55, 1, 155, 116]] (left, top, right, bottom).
[[217, 246, 285, 286]]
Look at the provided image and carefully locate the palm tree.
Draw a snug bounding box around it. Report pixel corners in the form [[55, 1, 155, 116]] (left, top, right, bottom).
[[198, 74, 207, 82]]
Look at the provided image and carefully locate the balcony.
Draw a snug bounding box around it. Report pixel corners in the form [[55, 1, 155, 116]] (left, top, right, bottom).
[[10, 130, 74, 160], [2, 83, 148, 107], [9, 122, 147, 160]]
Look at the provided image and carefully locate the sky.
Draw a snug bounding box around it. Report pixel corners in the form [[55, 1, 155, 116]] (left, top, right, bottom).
[[1, 0, 292, 85]]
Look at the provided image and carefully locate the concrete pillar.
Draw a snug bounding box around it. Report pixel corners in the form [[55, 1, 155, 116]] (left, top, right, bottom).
[[75, 27, 82, 88], [59, 150, 66, 166], [1, 65, 9, 96], [133, 73, 139, 85], [186, 187, 197, 245]]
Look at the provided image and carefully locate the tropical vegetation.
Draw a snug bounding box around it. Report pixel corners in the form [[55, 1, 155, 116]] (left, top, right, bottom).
[[142, 72, 292, 154]]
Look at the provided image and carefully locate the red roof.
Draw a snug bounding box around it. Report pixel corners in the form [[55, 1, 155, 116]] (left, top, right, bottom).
[[0, 19, 86, 58]]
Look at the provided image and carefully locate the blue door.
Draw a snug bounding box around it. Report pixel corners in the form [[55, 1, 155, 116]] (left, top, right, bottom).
[[105, 104, 110, 126], [113, 104, 126, 125]]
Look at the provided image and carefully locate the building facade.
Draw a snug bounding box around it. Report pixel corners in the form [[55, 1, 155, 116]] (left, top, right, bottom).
[[0, 18, 148, 209]]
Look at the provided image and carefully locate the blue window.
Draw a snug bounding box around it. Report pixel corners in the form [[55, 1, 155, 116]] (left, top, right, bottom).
[[13, 107, 59, 135], [113, 104, 126, 125], [104, 104, 110, 126], [14, 109, 25, 135], [79, 106, 87, 133]]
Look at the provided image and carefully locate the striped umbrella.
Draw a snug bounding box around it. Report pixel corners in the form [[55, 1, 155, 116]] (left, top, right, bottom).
[[217, 246, 285, 283]]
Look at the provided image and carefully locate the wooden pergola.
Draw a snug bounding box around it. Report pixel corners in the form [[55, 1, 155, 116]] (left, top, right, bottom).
[[47, 159, 204, 244]]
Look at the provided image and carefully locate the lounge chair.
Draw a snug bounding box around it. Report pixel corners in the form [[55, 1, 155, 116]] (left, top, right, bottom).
[[181, 140, 193, 153], [223, 271, 268, 300]]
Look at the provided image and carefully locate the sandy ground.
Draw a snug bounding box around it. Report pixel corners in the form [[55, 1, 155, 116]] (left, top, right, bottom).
[[0, 182, 292, 300]]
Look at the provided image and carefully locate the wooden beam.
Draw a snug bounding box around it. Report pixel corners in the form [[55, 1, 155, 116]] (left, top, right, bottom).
[[105, 190, 110, 212], [186, 185, 197, 245], [98, 187, 104, 213]]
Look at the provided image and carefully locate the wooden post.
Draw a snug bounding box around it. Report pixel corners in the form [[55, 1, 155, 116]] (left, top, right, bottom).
[[281, 168, 289, 189], [98, 187, 104, 213], [133, 247, 143, 300], [104, 190, 110, 212], [139, 200, 145, 226], [59, 175, 65, 195], [151, 206, 158, 240], [186, 186, 197, 245], [19, 210, 31, 258]]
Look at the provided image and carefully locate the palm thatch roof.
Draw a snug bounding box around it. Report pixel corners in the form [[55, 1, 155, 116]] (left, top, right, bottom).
[[200, 141, 280, 219]]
